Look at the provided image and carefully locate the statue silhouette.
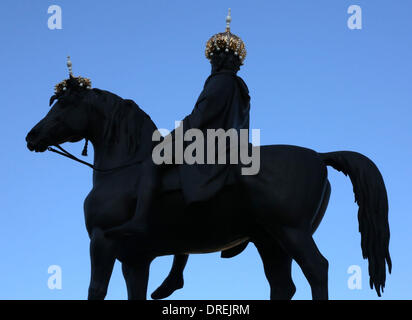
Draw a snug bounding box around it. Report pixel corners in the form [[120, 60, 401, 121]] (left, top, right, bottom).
[[25, 10, 391, 300], [26, 75, 391, 300]]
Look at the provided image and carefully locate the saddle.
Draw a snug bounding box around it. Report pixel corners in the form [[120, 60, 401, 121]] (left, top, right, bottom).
[[159, 163, 241, 194], [160, 165, 182, 193]]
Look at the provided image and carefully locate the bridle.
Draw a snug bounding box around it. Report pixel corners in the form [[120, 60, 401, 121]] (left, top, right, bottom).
[[47, 145, 143, 172], [47, 145, 95, 169]]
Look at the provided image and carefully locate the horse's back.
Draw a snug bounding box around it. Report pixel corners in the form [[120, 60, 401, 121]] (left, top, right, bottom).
[[242, 144, 327, 226], [244, 144, 325, 183]]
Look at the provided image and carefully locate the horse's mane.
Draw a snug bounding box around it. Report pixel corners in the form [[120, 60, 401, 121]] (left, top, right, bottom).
[[89, 88, 157, 155]]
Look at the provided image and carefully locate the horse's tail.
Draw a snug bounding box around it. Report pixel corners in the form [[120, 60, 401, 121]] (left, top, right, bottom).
[[319, 151, 391, 296]]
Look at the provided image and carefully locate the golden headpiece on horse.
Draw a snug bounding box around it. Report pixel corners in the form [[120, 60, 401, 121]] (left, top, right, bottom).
[[54, 56, 92, 94], [205, 8, 247, 64]]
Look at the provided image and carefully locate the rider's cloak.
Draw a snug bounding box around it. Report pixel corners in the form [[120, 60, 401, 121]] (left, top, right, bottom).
[[172, 70, 251, 204]]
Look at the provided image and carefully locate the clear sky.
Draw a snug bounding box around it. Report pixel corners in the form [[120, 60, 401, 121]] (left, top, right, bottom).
[[0, 0, 411, 299]]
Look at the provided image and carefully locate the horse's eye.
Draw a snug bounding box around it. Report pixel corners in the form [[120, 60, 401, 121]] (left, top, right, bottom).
[[58, 100, 68, 109]]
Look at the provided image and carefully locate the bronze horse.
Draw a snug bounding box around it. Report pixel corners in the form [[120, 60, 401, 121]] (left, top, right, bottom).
[[26, 83, 391, 300]]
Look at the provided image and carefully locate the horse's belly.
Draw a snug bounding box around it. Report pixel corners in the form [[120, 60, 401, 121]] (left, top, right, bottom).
[[148, 192, 251, 255], [151, 225, 249, 255], [183, 238, 249, 255]]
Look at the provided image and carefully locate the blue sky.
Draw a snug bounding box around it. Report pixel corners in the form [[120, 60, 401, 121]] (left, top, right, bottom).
[[0, 0, 411, 299]]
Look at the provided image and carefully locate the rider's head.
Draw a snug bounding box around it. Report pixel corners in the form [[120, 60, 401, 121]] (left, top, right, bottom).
[[205, 9, 246, 75], [210, 51, 242, 74]]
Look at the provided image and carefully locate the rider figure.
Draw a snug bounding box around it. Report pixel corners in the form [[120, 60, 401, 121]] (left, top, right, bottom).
[[107, 9, 251, 237]]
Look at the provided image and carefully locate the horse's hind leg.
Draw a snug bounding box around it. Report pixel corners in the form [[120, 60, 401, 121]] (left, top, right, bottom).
[[275, 226, 329, 300], [253, 234, 296, 300]]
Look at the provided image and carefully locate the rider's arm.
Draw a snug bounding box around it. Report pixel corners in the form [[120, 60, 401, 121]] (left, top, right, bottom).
[[168, 74, 235, 140]]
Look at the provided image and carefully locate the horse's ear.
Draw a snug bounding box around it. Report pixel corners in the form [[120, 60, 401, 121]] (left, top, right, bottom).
[[49, 94, 57, 106]]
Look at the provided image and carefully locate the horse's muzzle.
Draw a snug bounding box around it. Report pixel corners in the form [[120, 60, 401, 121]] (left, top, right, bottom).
[[26, 130, 48, 152], [26, 141, 48, 152]]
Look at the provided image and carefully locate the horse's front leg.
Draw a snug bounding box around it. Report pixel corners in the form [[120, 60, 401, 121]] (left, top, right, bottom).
[[88, 228, 116, 300], [122, 256, 153, 300]]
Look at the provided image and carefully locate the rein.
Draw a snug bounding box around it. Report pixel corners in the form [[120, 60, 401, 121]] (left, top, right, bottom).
[[47, 145, 142, 172]]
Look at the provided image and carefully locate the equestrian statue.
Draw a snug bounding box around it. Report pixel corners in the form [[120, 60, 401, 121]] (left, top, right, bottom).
[[25, 10, 391, 300]]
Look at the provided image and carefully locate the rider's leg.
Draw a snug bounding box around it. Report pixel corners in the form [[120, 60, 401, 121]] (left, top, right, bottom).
[[105, 160, 160, 237]]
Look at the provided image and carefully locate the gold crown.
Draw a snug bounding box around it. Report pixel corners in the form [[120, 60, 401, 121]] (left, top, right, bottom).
[[205, 9, 247, 64], [54, 56, 92, 94]]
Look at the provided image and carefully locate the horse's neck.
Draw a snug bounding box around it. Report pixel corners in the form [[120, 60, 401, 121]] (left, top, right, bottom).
[[91, 139, 133, 170], [90, 111, 157, 171]]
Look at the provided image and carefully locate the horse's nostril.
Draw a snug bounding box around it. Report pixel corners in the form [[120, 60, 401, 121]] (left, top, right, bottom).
[[27, 142, 35, 151], [26, 129, 38, 141]]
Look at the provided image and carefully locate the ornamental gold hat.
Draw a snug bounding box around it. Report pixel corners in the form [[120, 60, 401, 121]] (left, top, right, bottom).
[[54, 56, 91, 95], [205, 9, 247, 64]]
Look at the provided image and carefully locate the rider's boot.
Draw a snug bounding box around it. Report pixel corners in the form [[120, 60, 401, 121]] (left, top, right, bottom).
[[105, 186, 155, 238], [105, 161, 159, 239], [104, 212, 148, 238]]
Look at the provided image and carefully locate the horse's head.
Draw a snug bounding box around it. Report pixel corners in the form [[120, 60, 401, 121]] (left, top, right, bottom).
[[26, 79, 91, 152]]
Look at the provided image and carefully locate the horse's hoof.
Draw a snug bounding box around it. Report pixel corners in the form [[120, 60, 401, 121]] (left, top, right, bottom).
[[151, 276, 184, 300]]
